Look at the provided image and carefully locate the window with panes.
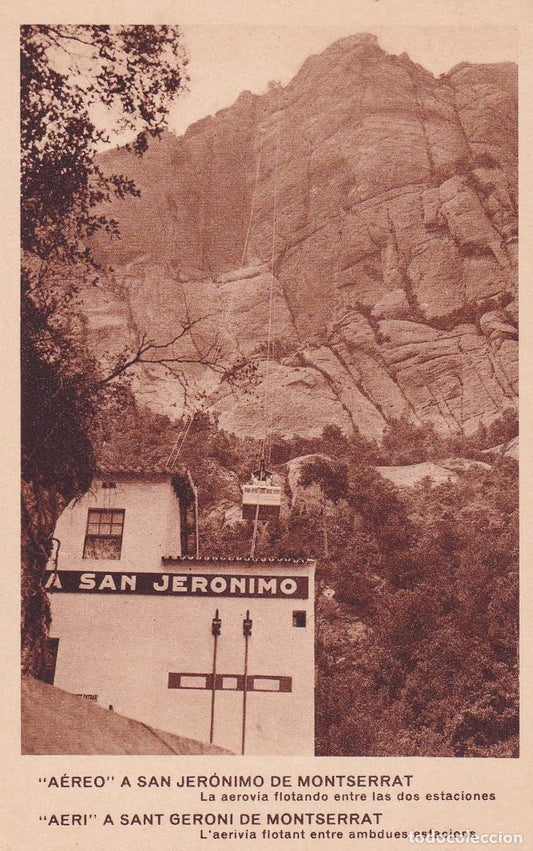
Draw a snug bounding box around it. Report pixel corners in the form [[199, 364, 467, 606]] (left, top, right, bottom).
[[83, 509, 125, 559]]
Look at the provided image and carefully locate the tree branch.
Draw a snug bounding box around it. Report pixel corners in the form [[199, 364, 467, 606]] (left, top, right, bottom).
[[94, 317, 225, 389], [46, 26, 98, 48]]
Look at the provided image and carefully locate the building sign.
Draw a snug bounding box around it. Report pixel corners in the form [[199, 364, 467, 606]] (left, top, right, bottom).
[[45, 570, 308, 599], [168, 673, 292, 692]]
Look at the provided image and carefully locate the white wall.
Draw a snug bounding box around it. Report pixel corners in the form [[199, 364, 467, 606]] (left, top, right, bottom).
[[48, 477, 315, 755], [50, 565, 315, 755], [52, 476, 182, 571]]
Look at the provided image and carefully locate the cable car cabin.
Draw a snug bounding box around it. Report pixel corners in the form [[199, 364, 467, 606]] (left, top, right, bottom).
[[242, 482, 282, 520], [242, 466, 282, 521]]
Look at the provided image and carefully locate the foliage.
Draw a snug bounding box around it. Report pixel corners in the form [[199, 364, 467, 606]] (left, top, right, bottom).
[[298, 456, 349, 503], [22, 24, 191, 485], [21, 25, 188, 259], [21, 25, 189, 676], [270, 423, 380, 467], [316, 459, 518, 757], [376, 408, 518, 466]]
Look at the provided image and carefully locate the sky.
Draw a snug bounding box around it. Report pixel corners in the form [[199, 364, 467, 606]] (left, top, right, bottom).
[[167, 24, 518, 137]]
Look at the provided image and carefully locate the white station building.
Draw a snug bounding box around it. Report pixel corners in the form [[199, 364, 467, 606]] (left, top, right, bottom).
[[45, 472, 315, 755]]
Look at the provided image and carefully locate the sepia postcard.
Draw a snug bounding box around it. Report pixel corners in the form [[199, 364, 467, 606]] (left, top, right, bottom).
[[1, 0, 531, 848]]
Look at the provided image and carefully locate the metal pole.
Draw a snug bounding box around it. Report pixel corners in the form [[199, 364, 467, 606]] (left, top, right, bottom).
[[209, 609, 221, 744], [250, 502, 260, 559], [241, 610, 252, 755], [194, 484, 200, 559]]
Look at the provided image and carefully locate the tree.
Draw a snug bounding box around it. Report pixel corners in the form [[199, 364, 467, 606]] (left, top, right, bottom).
[[21, 25, 188, 258], [20, 25, 208, 676], [298, 456, 349, 557]]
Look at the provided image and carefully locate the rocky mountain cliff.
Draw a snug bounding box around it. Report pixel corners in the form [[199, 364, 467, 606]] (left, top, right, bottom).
[[85, 33, 517, 440]]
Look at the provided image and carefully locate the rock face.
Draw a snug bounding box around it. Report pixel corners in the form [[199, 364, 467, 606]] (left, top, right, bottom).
[[88, 33, 517, 439]]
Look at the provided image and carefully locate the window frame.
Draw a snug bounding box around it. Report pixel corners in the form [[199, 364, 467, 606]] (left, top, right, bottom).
[[292, 610, 307, 628], [82, 508, 125, 560]]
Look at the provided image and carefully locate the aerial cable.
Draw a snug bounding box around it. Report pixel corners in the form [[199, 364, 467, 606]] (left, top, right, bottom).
[[166, 414, 194, 469], [240, 122, 283, 555], [166, 396, 208, 470], [262, 121, 281, 466], [241, 128, 266, 268]]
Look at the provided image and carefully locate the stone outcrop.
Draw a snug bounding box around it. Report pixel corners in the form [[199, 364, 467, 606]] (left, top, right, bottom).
[[86, 33, 517, 439], [376, 456, 491, 489], [22, 677, 230, 754]]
